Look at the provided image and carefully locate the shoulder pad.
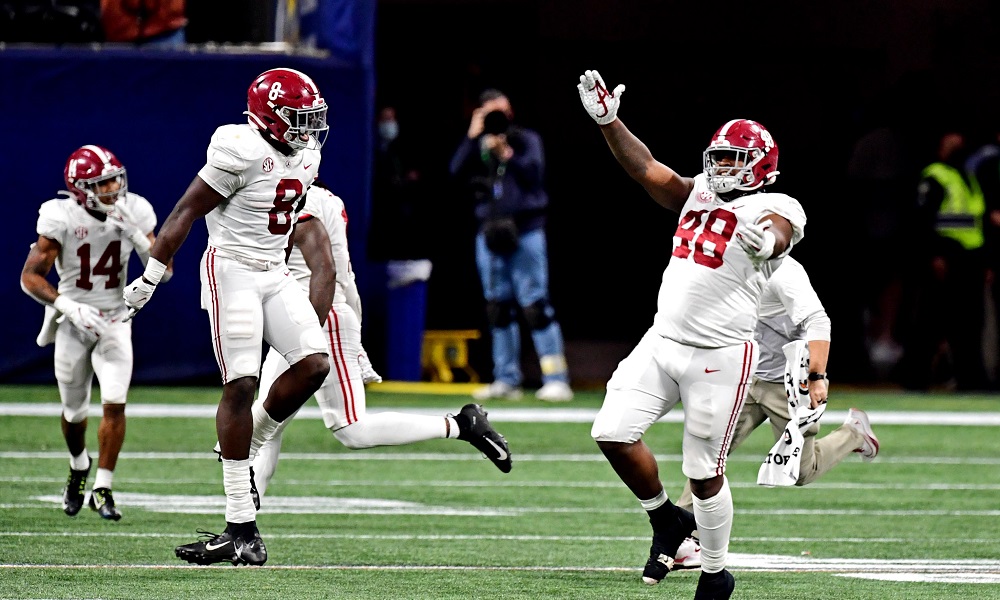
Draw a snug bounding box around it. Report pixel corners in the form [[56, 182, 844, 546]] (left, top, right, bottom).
[[206, 124, 269, 174]]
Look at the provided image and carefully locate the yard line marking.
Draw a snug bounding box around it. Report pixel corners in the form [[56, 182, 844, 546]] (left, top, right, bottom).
[[1, 531, 998, 545], [5, 450, 1000, 465], [7, 475, 1000, 492], [19, 494, 1000, 517], [3, 403, 1000, 426]]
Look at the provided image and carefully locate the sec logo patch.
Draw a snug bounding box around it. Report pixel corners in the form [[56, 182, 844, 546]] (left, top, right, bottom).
[[263, 158, 274, 172]]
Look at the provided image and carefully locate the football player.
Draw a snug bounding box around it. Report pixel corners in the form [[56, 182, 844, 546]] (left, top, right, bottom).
[[20, 145, 169, 522], [122, 68, 333, 566], [243, 180, 511, 504], [578, 69, 807, 600]]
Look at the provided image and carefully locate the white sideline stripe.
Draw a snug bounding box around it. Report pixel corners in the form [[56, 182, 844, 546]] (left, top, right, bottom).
[[6, 475, 1000, 491], [1, 554, 999, 576], [1, 531, 998, 545], [9, 475, 1000, 491], [3, 403, 1000, 426], [4, 450, 1000, 466]]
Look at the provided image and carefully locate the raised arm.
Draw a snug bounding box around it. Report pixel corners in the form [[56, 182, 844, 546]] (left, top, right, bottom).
[[577, 69, 694, 213]]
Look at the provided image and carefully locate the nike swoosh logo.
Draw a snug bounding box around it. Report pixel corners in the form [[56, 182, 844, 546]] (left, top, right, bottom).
[[304, 164, 313, 170], [704, 368, 720, 373], [484, 438, 508, 461], [205, 540, 230, 551]]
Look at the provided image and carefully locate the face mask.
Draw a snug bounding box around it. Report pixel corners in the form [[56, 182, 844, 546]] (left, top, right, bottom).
[[378, 121, 399, 142]]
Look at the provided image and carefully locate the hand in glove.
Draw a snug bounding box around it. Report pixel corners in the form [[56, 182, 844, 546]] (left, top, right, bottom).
[[358, 347, 383, 384], [577, 69, 625, 125], [122, 276, 156, 322], [53, 295, 106, 340], [107, 202, 151, 254], [735, 219, 776, 267]]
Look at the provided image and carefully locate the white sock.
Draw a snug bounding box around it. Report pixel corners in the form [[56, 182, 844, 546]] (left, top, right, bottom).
[[93, 468, 113, 490], [251, 430, 284, 499], [332, 413, 448, 449], [692, 477, 733, 574], [70, 450, 90, 471], [222, 458, 256, 523], [446, 417, 460, 439], [639, 489, 668, 511], [249, 403, 281, 461]]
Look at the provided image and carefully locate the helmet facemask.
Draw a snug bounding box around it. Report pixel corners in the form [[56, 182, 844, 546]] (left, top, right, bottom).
[[278, 103, 329, 151], [703, 146, 767, 194], [76, 169, 127, 214]]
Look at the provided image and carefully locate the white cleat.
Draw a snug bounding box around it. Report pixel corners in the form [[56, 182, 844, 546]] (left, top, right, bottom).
[[535, 381, 574, 402], [472, 381, 523, 401], [844, 407, 879, 461], [673, 536, 701, 570]]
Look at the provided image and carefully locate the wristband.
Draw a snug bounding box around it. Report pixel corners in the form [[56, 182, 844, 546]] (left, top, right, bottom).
[[142, 257, 167, 286], [53, 294, 75, 313], [807, 372, 828, 382]]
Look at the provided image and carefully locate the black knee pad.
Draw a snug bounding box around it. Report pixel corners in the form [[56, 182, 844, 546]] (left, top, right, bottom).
[[486, 300, 517, 328], [522, 300, 554, 330]]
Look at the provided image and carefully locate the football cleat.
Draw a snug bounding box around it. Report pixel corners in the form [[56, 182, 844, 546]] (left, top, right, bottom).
[[88, 487, 122, 521], [844, 408, 879, 462], [693, 568, 736, 600], [62, 460, 91, 517], [212, 443, 260, 510], [453, 403, 512, 473], [175, 523, 267, 566], [673, 536, 701, 570], [642, 506, 697, 584]]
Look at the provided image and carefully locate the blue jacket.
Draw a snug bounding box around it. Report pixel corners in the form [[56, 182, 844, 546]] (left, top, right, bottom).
[[448, 125, 549, 234]]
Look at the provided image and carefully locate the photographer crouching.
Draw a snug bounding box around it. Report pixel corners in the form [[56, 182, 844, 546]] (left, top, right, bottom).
[[449, 88, 574, 402]]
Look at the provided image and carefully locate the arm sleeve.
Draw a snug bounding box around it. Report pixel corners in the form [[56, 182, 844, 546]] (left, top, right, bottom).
[[772, 260, 831, 342], [449, 137, 479, 177], [505, 129, 544, 187]]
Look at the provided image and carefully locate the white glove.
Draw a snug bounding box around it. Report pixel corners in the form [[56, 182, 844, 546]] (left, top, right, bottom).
[[122, 276, 156, 322], [53, 295, 106, 340], [358, 348, 382, 384], [735, 219, 776, 267], [107, 203, 151, 254], [577, 69, 625, 125]]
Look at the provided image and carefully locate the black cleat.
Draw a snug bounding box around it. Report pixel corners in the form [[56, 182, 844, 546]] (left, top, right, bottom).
[[693, 568, 735, 600], [88, 487, 122, 521], [175, 522, 267, 566], [454, 403, 512, 473], [213, 443, 259, 511], [642, 505, 697, 584], [249, 466, 260, 511], [62, 460, 91, 516]]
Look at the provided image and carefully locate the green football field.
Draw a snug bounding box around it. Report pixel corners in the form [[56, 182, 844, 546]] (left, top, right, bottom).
[[2, 385, 1000, 599]]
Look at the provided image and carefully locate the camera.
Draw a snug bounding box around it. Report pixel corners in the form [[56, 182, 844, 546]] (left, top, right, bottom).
[[483, 110, 511, 135]]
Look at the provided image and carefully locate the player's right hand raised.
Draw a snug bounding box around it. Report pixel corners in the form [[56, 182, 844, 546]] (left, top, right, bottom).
[[577, 69, 625, 126], [122, 276, 156, 322]]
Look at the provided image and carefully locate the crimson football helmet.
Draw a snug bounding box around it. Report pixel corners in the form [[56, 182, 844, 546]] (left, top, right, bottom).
[[64, 145, 128, 213], [703, 119, 780, 194], [245, 68, 329, 152]]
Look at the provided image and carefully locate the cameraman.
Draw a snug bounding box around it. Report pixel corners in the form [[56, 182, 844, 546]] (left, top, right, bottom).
[[449, 89, 573, 402]]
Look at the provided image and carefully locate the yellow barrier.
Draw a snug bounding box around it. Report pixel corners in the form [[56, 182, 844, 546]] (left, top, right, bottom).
[[421, 329, 481, 383]]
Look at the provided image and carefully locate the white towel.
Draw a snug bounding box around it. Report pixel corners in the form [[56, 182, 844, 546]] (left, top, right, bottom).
[[757, 340, 827, 487]]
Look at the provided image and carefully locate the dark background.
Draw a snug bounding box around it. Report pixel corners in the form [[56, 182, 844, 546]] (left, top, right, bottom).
[[370, 0, 1000, 387], [2, 0, 998, 388]]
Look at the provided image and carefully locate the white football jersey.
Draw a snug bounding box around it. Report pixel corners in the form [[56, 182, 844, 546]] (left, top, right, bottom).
[[198, 124, 321, 263], [36, 193, 157, 311], [653, 174, 807, 347], [754, 256, 829, 381], [287, 186, 354, 306]]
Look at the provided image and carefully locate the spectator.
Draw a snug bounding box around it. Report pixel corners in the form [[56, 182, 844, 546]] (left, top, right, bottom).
[[20, 145, 170, 522], [449, 88, 573, 402], [101, 0, 186, 48], [898, 129, 990, 391]]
